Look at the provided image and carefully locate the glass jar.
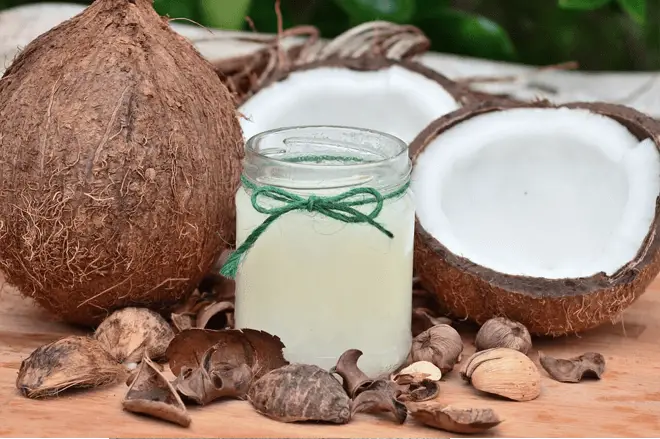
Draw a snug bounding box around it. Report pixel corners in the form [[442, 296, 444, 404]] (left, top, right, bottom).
[[226, 126, 414, 378]]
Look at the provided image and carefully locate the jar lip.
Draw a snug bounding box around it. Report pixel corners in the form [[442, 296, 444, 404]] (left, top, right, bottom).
[[245, 125, 409, 168]]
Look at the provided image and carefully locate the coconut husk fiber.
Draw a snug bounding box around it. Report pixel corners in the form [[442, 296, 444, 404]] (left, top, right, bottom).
[[213, 20, 436, 106], [0, 0, 244, 326]]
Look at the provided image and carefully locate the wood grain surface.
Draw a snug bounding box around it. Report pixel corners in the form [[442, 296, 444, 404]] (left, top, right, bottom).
[[1, 272, 659, 438]]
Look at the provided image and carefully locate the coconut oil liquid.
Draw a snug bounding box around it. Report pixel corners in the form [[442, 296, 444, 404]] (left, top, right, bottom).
[[234, 184, 415, 378]]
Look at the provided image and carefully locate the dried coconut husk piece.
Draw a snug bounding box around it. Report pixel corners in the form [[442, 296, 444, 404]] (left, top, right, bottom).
[[351, 382, 408, 424], [171, 271, 236, 332], [165, 328, 287, 379], [173, 344, 253, 405], [409, 324, 463, 373], [94, 308, 174, 364], [330, 349, 373, 398], [475, 317, 532, 355], [248, 364, 351, 424], [393, 362, 441, 403], [412, 307, 452, 337], [170, 313, 195, 333], [16, 335, 125, 398], [407, 401, 503, 434], [394, 361, 443, 384], [195, 301, 235, 330], [214, 20, 431, 106], [126, 361, 164, 387], [123, 356, 190, 427], [170, 299, 235, 332], [410, 100, 660, 336], [460, 348, 541, 401], [539, 351, 605, 383]]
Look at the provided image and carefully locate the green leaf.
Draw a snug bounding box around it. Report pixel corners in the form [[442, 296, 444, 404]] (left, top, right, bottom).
[[415, 8, 516, 61], [199, 0, 252, 29], [153, 0, 199, 20], [557, 0, 612, 10], [333, 0, 416, 23], [617, 0, 645, 24], [413, 0, 450, 18]]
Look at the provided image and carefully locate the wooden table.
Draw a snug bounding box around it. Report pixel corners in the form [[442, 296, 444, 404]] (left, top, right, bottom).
[[1, 272, 659, 438]]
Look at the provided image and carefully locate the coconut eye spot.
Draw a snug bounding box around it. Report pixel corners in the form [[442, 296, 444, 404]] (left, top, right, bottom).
[[239, 65, 460, 145], [412, 107, 660, 279]]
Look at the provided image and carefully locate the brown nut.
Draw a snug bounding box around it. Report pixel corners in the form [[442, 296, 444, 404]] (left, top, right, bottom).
[[460, 348, 541, 401], [475, 317, 532, 355], [409, 324, 463, 373]]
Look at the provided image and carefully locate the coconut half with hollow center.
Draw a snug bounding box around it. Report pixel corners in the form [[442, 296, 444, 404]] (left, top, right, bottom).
[[239, 58, 474, 145], [410, 100, 660, 336]]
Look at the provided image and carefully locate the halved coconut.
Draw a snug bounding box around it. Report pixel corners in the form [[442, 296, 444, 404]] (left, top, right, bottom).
[[410, 99, 660, 336], [238, 58, 475, 145]]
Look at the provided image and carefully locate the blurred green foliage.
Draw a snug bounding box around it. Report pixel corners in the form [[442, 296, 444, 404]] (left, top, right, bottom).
[[0, 0, 656, 70]]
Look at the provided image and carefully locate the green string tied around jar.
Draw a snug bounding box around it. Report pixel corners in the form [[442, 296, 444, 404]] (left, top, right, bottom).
[[220, 170, 410, 280]]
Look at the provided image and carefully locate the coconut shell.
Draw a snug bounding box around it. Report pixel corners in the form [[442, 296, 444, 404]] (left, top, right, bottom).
[[239, 56, 480, 109], [410, 99, 660, 336], [0, 0, 243, 326]]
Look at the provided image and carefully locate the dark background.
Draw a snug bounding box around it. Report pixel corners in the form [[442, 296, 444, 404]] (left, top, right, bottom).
[[1, 0, 657, 71]]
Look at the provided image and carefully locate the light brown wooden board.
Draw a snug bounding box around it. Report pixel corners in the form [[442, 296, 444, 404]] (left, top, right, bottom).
[[1, 273, 659, 438]]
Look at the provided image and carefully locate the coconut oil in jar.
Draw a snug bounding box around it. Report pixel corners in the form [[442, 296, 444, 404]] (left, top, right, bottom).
[[229, 126, 415, 378]]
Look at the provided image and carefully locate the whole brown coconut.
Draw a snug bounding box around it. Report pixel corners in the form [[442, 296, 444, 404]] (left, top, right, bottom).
[[410, 99, 660, 336], [0, 0, 243, 326]]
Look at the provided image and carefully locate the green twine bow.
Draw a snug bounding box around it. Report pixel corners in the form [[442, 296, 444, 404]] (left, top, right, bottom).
[[220, 174, 409, 279]]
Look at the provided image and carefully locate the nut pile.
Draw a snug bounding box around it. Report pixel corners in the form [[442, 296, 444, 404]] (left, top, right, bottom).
[[15, 277, 606, 434]]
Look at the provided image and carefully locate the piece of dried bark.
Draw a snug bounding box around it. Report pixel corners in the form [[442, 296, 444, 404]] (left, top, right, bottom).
[[16, 335, 125, 399], [397, 379, 440, 403], [196, 301, 234, 330], [166, 328, 287, 379], [94, 308, 174, 364], [408, 402, 503, 434], [412, 307, 452, 337], [393, 361, 442, 384], [351, 384, 408, 424], [171, 283, 236, 333], [170, 312, 195, 332], [248, 364, 351, 424], [173, 344, 253, 405], [538, 351, 605, 383], [122, 356, 191, 427], [330, 349, 373, 398], [126, 361, 165, 387]]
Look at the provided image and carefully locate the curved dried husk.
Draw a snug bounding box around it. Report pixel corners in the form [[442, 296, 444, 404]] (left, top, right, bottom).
[[94, 307, 174, 363], [0, 0, 243, 326], [248, 364, 351, 424], [16, 336, 124, 398], [410, 99, 660, 336], [460, 348, 541, 402]]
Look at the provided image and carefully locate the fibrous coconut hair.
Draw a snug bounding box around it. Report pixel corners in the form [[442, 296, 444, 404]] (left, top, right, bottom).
[[0, 0, 244, 326], [410, 99, 660, 336]]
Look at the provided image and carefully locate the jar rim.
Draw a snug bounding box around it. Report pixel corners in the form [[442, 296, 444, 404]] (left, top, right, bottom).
[[245, 125, 409, 167], [242, 125, 412, 192]]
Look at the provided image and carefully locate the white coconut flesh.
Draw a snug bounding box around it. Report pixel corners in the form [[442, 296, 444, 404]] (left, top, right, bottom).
[[239, 65, 460, 144], [412, 107, 660, 280]]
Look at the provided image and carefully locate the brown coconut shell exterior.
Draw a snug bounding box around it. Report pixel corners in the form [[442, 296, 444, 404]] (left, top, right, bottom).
[[0, 0, 243, 326], [409, 99, 660, 336], [237, 56, 481, 108]]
